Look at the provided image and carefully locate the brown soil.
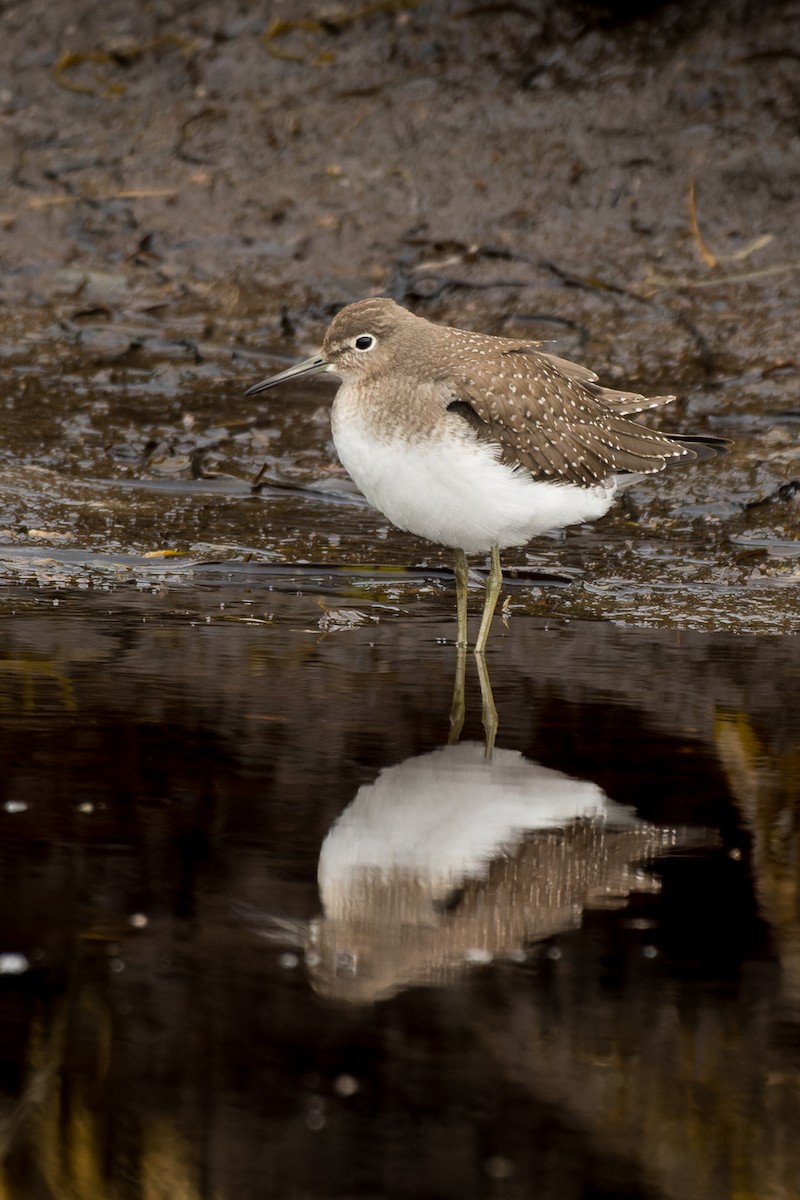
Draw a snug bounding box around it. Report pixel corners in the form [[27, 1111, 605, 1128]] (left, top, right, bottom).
[[1, 0, 799, 630]]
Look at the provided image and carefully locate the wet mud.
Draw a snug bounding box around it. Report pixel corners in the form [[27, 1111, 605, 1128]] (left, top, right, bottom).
[[1, 0, 799, 630]]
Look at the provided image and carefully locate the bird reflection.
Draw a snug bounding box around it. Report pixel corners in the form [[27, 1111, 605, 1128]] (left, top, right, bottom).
[[306, 741, 686, 1003], [243, 656, 701, 1005], [449, 645, 497, 755], [248, 724, 697, 1005]]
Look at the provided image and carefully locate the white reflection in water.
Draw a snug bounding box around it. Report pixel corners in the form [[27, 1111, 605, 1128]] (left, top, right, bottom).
[[0, 953, 30, 975], [319, 743, 634, 897], [303, 742, 690, 1004]]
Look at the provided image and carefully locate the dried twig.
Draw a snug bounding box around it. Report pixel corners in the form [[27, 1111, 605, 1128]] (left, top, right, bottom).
[[688, 177, 773, 271], [688, 178, 718, 269], [264, 0, 420, 66]]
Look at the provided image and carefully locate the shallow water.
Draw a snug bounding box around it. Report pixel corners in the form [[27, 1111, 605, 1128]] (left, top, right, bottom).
[[1, 578, 798, 1200]]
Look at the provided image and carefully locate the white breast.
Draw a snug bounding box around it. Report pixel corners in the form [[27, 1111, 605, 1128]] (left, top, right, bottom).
[[318, 741, 638, 908], [331, 403, 617, 555]]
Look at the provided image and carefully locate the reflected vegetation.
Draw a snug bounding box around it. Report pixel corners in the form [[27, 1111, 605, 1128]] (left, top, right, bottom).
[[715, 709, 800, 1005], [0, 589, 798, 1198], [0, 658, 76, 716]]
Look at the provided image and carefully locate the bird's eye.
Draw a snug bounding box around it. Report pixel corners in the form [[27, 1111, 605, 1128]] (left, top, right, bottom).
[[354, 335, 375, 351]]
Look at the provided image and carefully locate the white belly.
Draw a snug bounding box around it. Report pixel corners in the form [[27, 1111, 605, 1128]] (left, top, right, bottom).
[[331, 418, 617, 556]]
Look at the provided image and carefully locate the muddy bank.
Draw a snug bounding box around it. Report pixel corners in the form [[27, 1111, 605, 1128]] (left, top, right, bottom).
[[2, 0, 799, 331], [0, 0, 799, 631]]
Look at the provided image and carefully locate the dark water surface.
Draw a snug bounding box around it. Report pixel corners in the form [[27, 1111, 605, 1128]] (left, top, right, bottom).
[[1, 577, 798, 1200]]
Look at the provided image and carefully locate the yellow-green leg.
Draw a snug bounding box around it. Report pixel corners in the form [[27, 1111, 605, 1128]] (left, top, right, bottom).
[[475, 650, 498, 759], [453, 547, 469, 649], [474, 544, 502, 655], [448, 645, 467, 744]]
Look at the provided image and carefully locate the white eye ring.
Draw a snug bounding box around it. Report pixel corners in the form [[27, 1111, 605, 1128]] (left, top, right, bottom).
[[353, 334, 375, 351]]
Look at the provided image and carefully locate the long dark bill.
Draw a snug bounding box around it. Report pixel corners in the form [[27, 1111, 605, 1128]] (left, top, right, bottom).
[[245, 355, 329, 396]]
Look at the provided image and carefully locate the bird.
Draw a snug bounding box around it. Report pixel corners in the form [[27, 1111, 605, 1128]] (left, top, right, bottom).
[[245, 298, 725, 652]]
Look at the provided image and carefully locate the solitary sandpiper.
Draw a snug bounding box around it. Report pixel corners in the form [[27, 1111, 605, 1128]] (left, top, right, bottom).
[[246, 298, 724, 652]]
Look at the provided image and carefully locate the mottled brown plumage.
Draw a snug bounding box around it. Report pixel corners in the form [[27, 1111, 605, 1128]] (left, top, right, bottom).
[[246, 297, 725, 651], [320, 298, 688, 488]]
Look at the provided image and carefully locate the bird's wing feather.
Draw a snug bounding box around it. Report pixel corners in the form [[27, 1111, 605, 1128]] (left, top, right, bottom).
[[440, 344, 689, 487], [537, 351, 674, 415]]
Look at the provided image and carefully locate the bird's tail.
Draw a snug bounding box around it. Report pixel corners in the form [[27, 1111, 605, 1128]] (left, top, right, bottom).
[[667, 433, 732, 462]]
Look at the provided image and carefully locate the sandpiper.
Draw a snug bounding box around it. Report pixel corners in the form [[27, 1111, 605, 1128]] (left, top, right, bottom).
[[246, 298, 723, 652]]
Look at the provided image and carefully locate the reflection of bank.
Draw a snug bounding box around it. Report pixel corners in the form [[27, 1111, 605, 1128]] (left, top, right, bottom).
[[302, 740, 697, 1004], [0, 659, 76, 716], [715, 709, 800, 1005]]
